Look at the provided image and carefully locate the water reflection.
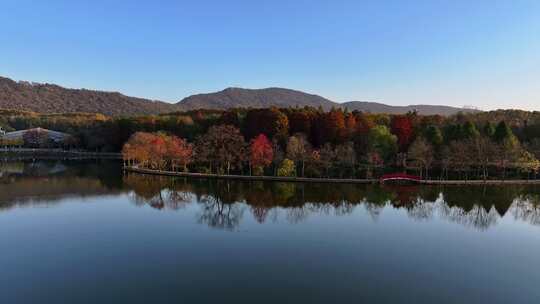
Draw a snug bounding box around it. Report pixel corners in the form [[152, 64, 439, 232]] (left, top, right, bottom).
[[2, 161, 540, 231], [124, 173, 540, 231], [0, 160, 124, 210], [125, 174, 192, 210]]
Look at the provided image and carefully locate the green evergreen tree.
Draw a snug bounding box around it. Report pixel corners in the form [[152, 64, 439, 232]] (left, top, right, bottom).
[[424, 125, 443, 147], [463, 121, 480, 139], [484, 122, 496, 138], [494, 121, 514, 143]]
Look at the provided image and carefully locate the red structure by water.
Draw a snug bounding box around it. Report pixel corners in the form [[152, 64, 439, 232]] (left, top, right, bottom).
[[380, 173, 422, 183]]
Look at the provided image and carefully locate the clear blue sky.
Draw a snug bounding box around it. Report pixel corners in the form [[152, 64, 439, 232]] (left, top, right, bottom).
[[2, 0, 540, 110]]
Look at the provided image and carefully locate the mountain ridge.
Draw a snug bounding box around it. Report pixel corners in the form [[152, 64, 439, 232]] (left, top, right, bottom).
[[0, 76, 177, 116], [0, 76, 480, 116], [177, 87, 336, 110], [341, 101, 480, 116]]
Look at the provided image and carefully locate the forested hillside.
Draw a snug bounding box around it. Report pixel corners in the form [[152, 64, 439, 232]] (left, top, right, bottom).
[[1, 76, 478, 116], [342, 101, 480, 116], [176, 87, 336, 110], [0, 76, 177, 116]]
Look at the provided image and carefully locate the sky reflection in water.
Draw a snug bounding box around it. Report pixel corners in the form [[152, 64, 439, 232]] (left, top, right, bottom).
[[1, 161, 539, 304]]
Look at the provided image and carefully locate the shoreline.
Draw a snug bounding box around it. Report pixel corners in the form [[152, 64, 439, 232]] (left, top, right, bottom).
[[123, 166, 378, 184], [123, 166, 540, 185], [0, 148, 121, 160]]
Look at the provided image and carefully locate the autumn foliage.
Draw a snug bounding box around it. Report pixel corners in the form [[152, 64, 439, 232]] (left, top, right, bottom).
[[122, 132, 193, 171], [114, 107, 540, 180], [250, 134, 274, 175], [391, 115, 414, 151], [195, 125, 246, 174]]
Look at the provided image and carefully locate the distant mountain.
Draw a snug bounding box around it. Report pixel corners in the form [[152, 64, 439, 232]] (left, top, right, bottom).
[[0, 76, 481, 116], [341, 101, 480, 116], [177, 87, 478, 115], [0, 76, 177, 116], [177, 87, 336, 110]]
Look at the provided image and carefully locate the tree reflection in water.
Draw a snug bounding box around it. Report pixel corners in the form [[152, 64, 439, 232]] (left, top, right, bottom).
[[510, 194, 540, 226], [197, 195, 245, 231], [123, 173, 540, 231], [439, 203, 499, 230], [0, 160, 124, 210], [124, 174, 192, 210], [5, 162, 535, 231]]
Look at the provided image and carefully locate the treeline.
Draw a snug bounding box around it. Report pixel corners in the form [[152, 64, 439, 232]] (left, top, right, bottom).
[[116, 107, 540, 180], [2, 107, 540, 179]]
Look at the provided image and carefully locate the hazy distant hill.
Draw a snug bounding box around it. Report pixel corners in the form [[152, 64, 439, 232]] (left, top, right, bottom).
[[0, 76, 177, 116], [178, 87, 479, 115], [177, 87, 336, 110], [0, 75, 480, 116], [342, 101, 480, 116]]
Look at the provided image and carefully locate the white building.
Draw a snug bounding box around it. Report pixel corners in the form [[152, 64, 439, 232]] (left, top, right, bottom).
[[1, 127, 71, 145]]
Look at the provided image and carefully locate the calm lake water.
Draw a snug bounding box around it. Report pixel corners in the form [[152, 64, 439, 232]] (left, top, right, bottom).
[[1, 160, 539, 304]]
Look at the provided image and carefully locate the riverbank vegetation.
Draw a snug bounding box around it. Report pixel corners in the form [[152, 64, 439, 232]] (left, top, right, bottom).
[[115, 108, 540, 180], [2, 107, 540, 180]]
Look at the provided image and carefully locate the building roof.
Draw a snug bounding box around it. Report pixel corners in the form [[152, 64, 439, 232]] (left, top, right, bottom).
[[1, 127, 70, 142]]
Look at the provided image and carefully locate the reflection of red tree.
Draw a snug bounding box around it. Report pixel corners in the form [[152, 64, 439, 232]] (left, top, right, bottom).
[[251, 206, 270, 223], [245, 185, 275, 223], [150, 200, 165, 210], [385, 185, 421, 206]]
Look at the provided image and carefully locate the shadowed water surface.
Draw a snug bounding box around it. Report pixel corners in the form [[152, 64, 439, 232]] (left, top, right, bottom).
[[1, 161, 540, 303]]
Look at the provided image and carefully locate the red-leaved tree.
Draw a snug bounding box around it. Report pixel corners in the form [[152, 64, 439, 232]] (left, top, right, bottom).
[[250, 134, 273, 175], [166, 136, 193, 172], [391, 115, 414, 151]]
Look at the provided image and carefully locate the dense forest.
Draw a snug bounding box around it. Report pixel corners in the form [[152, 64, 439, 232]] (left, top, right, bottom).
[[2, 107, 540, 180]]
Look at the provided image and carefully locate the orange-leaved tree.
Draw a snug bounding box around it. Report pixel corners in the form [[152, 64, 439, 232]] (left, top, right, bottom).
[[166, 136, 193, 172], [122, 132, 193, 171]]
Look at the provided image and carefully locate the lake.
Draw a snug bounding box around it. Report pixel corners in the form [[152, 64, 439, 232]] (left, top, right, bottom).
[[1, 160, 539, 304]]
